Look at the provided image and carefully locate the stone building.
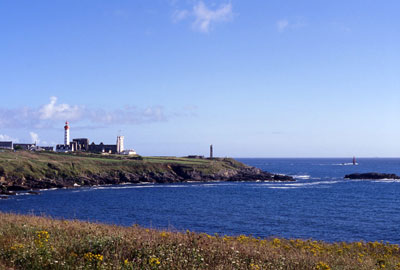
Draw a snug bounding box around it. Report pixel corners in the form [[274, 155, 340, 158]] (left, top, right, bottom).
[[40, 146, 54, 151], [31, 146, 54, 151], [14, 143, 36, 150], [73, 138, 89, 151], [0, 141, 13, 149], [88, 142, 117, 154], [56, 143, 75, 152]]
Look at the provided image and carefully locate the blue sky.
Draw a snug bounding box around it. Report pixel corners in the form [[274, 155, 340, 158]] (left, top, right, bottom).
[[0, 0, 399, 157]]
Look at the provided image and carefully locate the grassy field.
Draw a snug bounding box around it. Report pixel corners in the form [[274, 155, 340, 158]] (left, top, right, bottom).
[[0, 150, 248, 188], [0, 213, 399, 270]]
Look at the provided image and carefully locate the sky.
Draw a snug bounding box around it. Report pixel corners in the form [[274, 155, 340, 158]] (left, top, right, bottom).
[[0, 0, 399, 157]]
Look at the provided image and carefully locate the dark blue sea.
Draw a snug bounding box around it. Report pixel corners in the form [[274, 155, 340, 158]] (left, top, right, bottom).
[[1, 158, 400, 243]]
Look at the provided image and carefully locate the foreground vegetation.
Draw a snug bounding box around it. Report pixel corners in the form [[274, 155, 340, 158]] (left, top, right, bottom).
[[0, 214, 399, 269]]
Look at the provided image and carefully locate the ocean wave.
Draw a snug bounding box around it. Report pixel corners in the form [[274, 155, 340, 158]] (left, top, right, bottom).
[[258, 180, 341, 189], [39, 188, 58, 191], [284, 181, 340, 186], [267, 186, 299, 189], [90, 185, 154, 190], [71, 189, 91, 193], [371, 179, 400, 183], [192, 183, 230, 187], [292, 175, 311, 180], [66, 182, 237, 193]]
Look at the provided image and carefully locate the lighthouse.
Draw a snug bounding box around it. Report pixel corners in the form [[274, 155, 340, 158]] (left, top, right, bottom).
[[64, 121, 70, 145]]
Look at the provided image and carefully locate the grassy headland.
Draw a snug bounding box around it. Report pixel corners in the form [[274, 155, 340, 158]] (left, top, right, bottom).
[[0, 150, 292, 193], [0, 213, 399, 269]]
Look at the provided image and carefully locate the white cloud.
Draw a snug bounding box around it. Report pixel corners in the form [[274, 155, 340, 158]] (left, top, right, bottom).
[[0, 96, 194, 130], [0, 134, 19, 142], [30, 132, 40, 144], [276, 18, 307, 32], [87, 105, 168, 125], [173, 1, 233, 33], [172, 9, 189, 22], [39, 96, 83, 121], [193, 2, 232, 32], [277, 19, 289, 32]]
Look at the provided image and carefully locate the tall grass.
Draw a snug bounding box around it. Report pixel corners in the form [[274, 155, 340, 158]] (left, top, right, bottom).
[[0, 213, 399, 269]]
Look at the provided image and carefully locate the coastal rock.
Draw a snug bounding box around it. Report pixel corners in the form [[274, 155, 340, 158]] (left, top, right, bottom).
[[344, 172, 400, 180], [0, 166, 294, 192], [0, 190, 16, 196], [0, 152, 294, 192]]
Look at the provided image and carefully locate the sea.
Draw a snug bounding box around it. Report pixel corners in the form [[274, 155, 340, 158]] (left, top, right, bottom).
[[1, 158, 400, 244]]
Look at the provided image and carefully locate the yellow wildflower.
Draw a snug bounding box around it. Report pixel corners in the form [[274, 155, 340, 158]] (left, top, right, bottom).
[[272, 238, 281, 247], [377, 259, 386, 269], [10, 243, 24, 250], [250, 263, 260, 270], [34, 230, 50, 247], [84, 252, 103, 262], [36, 230, 50, 241], [149, 257, 161, 266], [94, 254, 103, 261], [237, 235, 249, 243], [315, 261, 331, 270]]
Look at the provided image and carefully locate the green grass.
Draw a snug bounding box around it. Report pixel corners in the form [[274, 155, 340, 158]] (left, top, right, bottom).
[[143, 156, 213, 165], [0, 151, 248, 187], [0, 213, 399, 269]]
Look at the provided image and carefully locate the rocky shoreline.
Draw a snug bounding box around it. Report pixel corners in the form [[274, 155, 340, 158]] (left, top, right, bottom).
[[0, 156, 294, 196], [345, 172, 400, 180]]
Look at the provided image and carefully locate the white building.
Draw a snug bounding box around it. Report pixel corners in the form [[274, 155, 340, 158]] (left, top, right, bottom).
[[121, 149, 137, 155]]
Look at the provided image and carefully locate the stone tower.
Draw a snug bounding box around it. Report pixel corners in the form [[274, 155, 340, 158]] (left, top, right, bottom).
[[117, 136, 124, 154], [210, 144, 213, 159]]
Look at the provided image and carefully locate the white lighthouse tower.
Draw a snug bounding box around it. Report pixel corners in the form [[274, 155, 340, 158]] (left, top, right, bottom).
[[64, 121, 70, 145]]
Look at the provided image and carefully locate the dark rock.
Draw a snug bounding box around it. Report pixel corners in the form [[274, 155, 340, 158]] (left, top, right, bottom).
[[0, 160, 294, 192], [345, 172, 400, 180], [0, 190, 16, 196], [7, 185, 29, 191], [273, 174, 295, 181]]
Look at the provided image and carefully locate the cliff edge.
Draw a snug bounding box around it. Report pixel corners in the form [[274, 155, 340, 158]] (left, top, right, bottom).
[[0, 151, 293, 194]]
